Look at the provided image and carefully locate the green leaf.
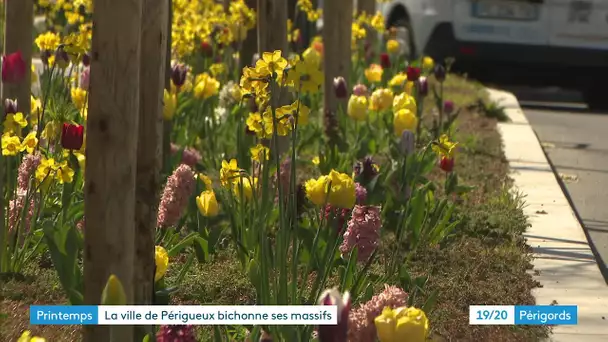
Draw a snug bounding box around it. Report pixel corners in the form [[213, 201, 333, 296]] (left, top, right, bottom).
[[423, 289, 439, 313]]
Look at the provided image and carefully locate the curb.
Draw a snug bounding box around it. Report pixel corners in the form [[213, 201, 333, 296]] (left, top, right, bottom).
[[488, 88, 608, 341]]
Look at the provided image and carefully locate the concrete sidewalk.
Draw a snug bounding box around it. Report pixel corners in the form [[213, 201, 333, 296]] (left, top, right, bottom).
[[489, 89, 608, 341]]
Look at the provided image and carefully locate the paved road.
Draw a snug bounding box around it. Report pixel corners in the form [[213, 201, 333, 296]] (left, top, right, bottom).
[[509, 87, 608, 281]]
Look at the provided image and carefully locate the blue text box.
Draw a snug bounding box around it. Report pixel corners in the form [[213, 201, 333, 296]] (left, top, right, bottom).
[[30, 305, 98, 325], [515, 305, 577, 325]]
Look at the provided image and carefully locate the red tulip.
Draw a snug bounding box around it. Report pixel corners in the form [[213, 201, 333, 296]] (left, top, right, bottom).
[[61, 123, 84, 150], [439, 156, 455, 172], [406, 66, 421, 82], [2, 51, 27, 84], [380, 53, 391, 69], [201, 41, 213, 56]]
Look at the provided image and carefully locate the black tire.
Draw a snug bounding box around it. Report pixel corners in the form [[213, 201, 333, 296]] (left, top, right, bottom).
[[583, 85, 608, 112], [391, 19, 416, 60]]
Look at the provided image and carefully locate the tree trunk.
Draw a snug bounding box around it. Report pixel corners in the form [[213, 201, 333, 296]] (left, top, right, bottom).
[[84, 0, 142, 340], [322, 0, 352, 147], [134, 0, 168, 339], [0, 0, 33, 274]]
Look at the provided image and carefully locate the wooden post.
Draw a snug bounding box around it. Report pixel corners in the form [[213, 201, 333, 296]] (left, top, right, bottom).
[[0, 0, 34, 273], [240, 0, 258, 69], [322, 0, 353, 143], [357, 0, 375, 15], [134, 0, 168, 338], [162, 0, 173, 173], [84, 0, 142, 340], [257, 0, 288, 55]]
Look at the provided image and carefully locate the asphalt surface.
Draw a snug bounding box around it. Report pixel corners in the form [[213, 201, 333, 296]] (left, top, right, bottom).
[[505, 86, 608, 282]]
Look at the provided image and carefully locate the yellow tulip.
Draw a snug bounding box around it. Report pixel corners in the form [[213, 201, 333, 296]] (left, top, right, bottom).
[[196, 190, 219, 217], [347, 95, 368, 121], [394, 109, 418, 136], [163, 89, 177, 120], [386, 39, 400, 54], [375, 306, 429, 342], [393, 92, 417, 113], [364, 64, 383, 83], [100, 274, 127, 305], [154, 246, 169, 282], [370, 88, 394, 112]]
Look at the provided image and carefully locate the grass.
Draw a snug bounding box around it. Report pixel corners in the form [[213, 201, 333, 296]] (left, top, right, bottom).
[[0, 74, 548, 341]]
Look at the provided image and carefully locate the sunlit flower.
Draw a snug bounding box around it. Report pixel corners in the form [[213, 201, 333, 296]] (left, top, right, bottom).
[[393, 92, 417, 113], [1, 133, 21, 156], [386, 39, 400, 54], [255, 50, 288, 78], [393, 109, 418, 136], [4, 112, 28, 135], [233, 176, 257, 200], [157, 164, 196, 228], [340, 205, 381, 262], [388, 73, 407, 90], [196, 190, 219, 217], [347, 95, 368, 121], [375, 306, 429, 342], [163, 89, 177, 120], [432, 134, 458, 158], [154, 246, 169, 282], [250, 144, 270, 162], [220, 159, 241, 187], [364, 64, 383, 83], [369, 88, 393, 112], [71, 87, 88, 111], [193, 73, 220, 99], [35, 31, 61, 52], [20, 131, 38, 154], [422, 56, 434, 71]]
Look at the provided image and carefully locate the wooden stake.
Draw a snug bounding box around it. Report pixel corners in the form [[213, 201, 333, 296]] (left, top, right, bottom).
[[84, 0, 143, 340], [0, 0, 34, 273], [134, 0, 168, 338]]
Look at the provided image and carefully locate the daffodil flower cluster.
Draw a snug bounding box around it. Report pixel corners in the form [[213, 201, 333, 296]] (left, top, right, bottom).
[[296, 0, 322, 22]]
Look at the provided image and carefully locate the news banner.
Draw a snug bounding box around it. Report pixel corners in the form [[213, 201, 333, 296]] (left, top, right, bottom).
[[29, 304, 578, 326]]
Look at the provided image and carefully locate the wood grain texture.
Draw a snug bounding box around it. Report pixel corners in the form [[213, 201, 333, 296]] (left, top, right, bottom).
[[135, 0, 168, 338], [84, 0, 143, 340]]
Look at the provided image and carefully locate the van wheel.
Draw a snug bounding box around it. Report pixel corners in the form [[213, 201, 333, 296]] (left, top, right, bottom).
[[391, 19, 416, 60], [583, 85, 608, 111]]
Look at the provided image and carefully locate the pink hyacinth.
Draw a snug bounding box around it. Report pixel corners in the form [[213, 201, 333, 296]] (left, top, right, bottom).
[[323, 204, 352, 233], [17, 153, 41, 190], [355, 183, 367, 204], [170, 143, 202, 167], [156, 325, 196, 342], [157, 164, 196, 228], [347, 285, 408, 342], [8, 189, 35, 233], [80, 67, 90, 90], [340, 205, 381, 262], [76, 218, 85, 232]]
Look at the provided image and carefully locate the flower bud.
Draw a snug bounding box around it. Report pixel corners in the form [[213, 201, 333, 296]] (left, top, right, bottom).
[[317, 288, 350, 342], [434, 64, 446, 82], [444, 100, 454, 114], [380, 53, 391, 69], [399, 130, 415, 156], [416, 76, 428, 97], [201, 40, 213, 57], [82, 52, 90, 67], [406, 66, 420, 82], [101, 274, 127, 305], [171, 63, 188, 88], [333, 77, 348, 99], [352, 83, 368, 96], [439, 156, 454, 172], [2, 51, 26, 84], [4, 99, 18, 115]]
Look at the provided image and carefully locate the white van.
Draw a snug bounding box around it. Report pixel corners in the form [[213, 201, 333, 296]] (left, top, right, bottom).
[[321, 0, 608, 109]]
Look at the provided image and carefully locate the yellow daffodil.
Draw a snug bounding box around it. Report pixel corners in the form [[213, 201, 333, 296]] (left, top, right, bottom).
[[365, 64, 383, 83], [369, 88, 394, 112], [347, 95, 368, 121], [1, 133, 21, 156], [71, 87, 88, 111], [375, 306, 429, 342], [55, 160, 75, 184], [35, 157, 57, 183], [196, 190, 219, 217], [432, 134, 458, 158], [291, 101, 310, 125], [250, 143, 270, 162], [255, 50, 288, 78], [4, 112, 28, 135], [209, 63, 226, 77], [154, 246, 169, 282], [261, 106, 292, 138], [35, 31, 61, 52], [220, 159, 241, 187], [370, 11, 386, 32], [31, 96, 42, 126], [286, 59, 323, 94], [312, 156, 320, 165], [20, 131, 38, 154], [394, 109, 418, 136]]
